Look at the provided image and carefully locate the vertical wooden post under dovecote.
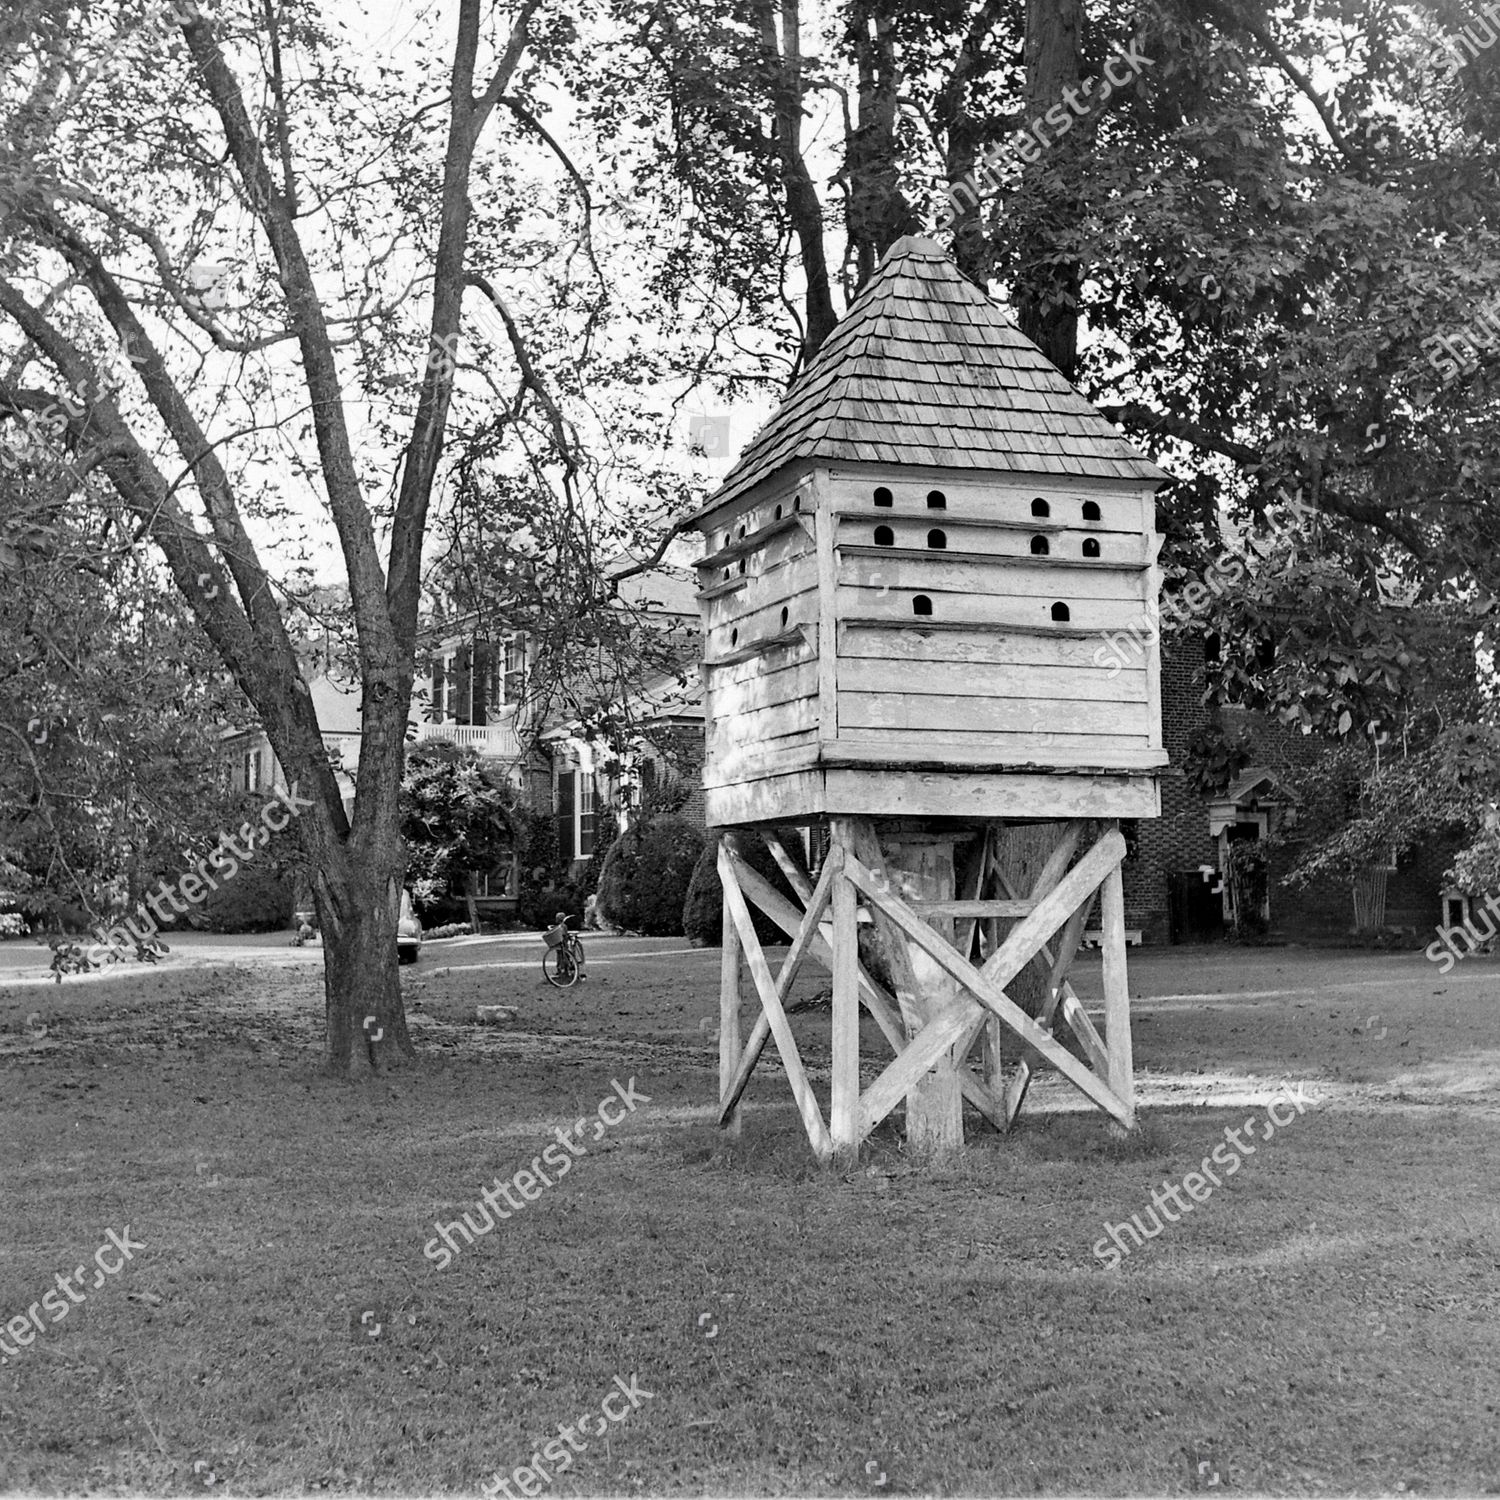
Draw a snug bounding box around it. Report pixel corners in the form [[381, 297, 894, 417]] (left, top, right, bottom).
[[691, 235, 1170, 1164]]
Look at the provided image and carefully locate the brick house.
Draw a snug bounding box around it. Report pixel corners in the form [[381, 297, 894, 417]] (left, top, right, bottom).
[[1122, 629, 1469, 944]]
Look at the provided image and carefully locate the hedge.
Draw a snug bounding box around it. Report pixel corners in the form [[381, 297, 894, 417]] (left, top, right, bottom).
[[681, 832, 798, 947], [594, 818, 704, 936]]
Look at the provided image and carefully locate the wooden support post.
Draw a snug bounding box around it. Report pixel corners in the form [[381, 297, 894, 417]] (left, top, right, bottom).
[[829, 829, 860, 1164], [1100, 831, 1136, 1129], [894, 835, 963, 1161], [718, 835, 744, 1140]]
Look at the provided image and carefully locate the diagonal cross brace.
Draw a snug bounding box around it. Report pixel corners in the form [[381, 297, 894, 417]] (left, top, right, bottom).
[[845, 831, 1134, 1132]]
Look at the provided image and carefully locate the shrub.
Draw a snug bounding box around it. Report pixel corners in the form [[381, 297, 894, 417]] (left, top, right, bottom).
[[595, 818, 704, 936], [681, 832, 798, 947], [199, 861, 297, 932], [517, 883, 585, 930]]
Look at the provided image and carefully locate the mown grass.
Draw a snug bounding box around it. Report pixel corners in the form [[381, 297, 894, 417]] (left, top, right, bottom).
[[1, 947, 1498, 1495]]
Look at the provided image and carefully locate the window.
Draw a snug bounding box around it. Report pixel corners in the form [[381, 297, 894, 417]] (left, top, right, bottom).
[[1082, 500, 1101, 521], [926, 490, 946, 509], [468, 856, 518, 899], [1051, 601, 1071, 621], [556, 766, 575, 862], [927, 529, 947, 549], [1083, 538, 1101, 557], [1031, 498, 1050, 517], [503, 638, 526, 705], [555, 765, 596, 863], [1030, 535, 1049, 555], [578, 773, 596, 858], [873, 486, 893, 507], [243, 748, 262, 791], [912, 594, 933, 616], [874, 525, 895, 546]]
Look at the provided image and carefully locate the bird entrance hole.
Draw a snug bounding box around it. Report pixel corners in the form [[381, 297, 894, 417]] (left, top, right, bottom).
[[1031, 498, 1050, 517], [1050, 601, 1070, 622], [1030, 535, 1049, 555], [874, 525, 895, 546], [927, 528, 947, 549], [873, 487, 893, 507], [912, 595, 933, 616]]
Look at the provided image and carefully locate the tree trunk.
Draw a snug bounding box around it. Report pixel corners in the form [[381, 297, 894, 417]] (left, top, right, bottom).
[[1014, 0, 1085, 378], [316, 858, 413, 1075]]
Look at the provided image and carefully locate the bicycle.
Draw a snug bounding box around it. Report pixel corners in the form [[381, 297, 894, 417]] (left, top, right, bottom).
[[541, 912, 586, 988]]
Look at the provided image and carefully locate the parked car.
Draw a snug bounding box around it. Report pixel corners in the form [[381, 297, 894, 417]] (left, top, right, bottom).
[[397, 889, 422, 964]]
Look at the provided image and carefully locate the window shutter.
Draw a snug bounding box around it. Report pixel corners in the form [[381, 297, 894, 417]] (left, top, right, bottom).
[[471, 642, 491, 725], [453, 646, 473, 725], [556, 767, 576, 863]]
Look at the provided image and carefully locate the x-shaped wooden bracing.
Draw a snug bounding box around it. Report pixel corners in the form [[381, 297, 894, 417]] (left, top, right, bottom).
[[715, 823, 1135, 1161]]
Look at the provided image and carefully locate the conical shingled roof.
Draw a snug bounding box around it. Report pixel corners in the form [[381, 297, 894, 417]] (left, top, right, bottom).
[[701, 236, 1170, 514]]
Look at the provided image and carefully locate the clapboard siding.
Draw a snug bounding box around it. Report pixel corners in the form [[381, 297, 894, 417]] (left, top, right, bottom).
[[705, 732, 821, 789], [837, 655, 1147, 703], [838, 691, 1146, 738], [838, 552, 1143, 601], [699, 519, 813, 583], [824, 468, 1153, 534], [702, 550, 817, 627], [836, 584, 1146, 632], [708, 658, 819, 716], [707, 699, 820, 759], [838, 620, 1144, 672], [835, 515, 1144, 555]]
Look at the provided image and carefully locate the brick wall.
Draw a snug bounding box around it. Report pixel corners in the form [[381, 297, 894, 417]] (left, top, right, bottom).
[[1124, 639, 1217, 940]]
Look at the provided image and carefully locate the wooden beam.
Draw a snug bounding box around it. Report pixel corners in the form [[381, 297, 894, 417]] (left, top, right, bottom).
[[855, 998, 977, 1141], [846, 843, 1133, 1128], [976, 831, 1125, 991], [829, 839, 860, 1159], [907, 898, 1036, 918], [762, 830, 815, 903], [723, 836, 1038, 1135], [718, 845, 834, 1159], [1100, 849, 1135, 1123], [1004, 891, 1095, 1126], [716, 843, 837, 1124], [719, 846, 744, 1139]]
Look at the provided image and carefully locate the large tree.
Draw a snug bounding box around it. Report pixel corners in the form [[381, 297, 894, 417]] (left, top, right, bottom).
[[0, 0, 586, 1072], [591, 0, 1500, 734]]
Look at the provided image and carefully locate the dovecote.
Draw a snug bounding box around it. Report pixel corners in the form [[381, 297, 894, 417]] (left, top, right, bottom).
[[690, 236, 1170, 829]]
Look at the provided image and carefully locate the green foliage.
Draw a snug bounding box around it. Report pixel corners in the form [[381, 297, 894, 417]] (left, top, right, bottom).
[[1, 502, 239, 926], [401, 744, 517, 911], [596, 817, 704, 936], [1277, 725, 1500, 891], [1185, 722, 1255, 797], [199, 860, 296, 933]]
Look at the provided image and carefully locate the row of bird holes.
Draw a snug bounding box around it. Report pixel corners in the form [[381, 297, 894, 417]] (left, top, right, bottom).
[[720, 489, 1090, 640], [726, 595, 1074, 642]]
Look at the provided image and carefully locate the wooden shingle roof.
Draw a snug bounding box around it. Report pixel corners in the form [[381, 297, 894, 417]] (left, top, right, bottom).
[[700, 236, 1171, 515]]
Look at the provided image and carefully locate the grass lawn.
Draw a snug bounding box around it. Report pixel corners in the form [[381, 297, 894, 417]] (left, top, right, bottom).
[[1, 937, 1498, 1496]]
